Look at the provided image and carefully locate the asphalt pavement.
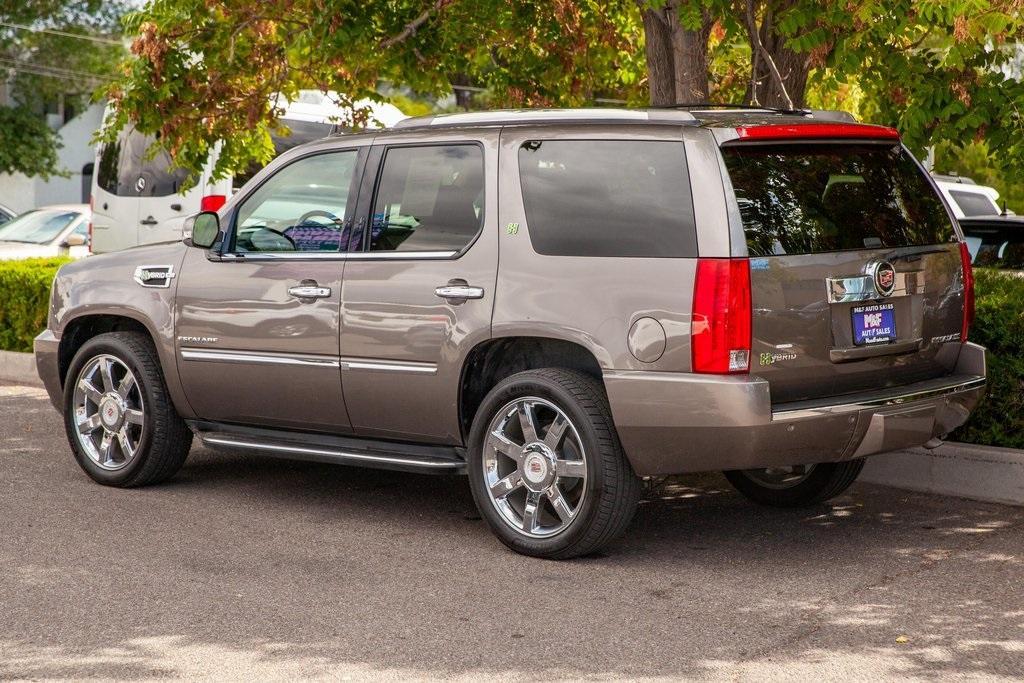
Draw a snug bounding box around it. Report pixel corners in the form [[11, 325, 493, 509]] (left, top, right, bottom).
[[2, 381, 1023, 681]]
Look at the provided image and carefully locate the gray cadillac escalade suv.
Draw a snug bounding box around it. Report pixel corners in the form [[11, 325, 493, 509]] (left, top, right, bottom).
[[35, 108, 986, 559]]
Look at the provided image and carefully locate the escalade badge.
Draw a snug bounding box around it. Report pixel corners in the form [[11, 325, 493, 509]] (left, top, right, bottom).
[[867, 260, 896, 298]]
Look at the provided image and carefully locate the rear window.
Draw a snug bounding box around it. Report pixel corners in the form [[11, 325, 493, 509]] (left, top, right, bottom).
[[723, 143, 954, 256], [950, 189, 999, 217], [961, 223, 1024, 270], [518, 140, 696, 258], [96, 127, 189, 198]]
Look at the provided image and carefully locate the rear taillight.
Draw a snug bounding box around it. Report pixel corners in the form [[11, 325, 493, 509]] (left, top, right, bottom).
[[200, 194, 227, 212], [959, 241, 975, 343], [692, 258, 752, 374]]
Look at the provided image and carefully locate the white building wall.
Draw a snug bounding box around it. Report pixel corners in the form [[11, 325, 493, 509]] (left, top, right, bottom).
[[0, 101, 104, 213]]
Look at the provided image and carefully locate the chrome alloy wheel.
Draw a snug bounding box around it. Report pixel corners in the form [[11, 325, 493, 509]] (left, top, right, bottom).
[[741, 464, 817, 489], [72, 354, 145, 471], [483, 397, 588, 538]]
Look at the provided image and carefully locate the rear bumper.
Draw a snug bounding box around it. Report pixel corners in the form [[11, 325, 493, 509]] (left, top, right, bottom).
[[605, 342, 987, 476], [34, 329, 62, 411]]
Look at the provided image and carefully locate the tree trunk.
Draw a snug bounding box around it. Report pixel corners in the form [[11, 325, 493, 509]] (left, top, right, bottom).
[[748, 1, 811, 109], [641, 5, 676, 106], [669, 7, 713, 103], [641, 1, 713, 106]]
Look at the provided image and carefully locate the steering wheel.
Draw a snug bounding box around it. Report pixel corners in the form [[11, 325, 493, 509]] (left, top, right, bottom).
[[296, 209, 341, 226]]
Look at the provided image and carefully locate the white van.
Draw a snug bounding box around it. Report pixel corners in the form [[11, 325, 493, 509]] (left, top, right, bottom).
[[89, 93, 406, 253], [931, 174, 1004, 219]]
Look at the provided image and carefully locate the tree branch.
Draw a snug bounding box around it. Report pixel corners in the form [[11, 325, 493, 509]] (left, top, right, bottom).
[[745, 0, 794, 110], [381, 0, 452, 48]]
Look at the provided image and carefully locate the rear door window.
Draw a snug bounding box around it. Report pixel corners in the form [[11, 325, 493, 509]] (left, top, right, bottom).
[[723, 143, 955, 256], [518, 140, 696, 257], [368, 144, 484, 253]]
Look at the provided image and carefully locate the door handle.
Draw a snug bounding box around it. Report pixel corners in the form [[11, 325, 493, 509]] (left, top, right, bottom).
[[288, 285, 332, 299], [140, 215, 158, 226], [434, 283, 485, 301]]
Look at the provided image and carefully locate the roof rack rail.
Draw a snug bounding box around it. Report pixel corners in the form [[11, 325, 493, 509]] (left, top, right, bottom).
[[650, 102, 813, 116]]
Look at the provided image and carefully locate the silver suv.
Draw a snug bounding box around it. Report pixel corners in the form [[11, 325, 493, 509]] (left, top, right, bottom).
[[35, 108, 986, 558]]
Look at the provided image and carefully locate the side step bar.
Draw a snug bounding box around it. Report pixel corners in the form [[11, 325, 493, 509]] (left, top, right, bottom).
[[188, 421, 466, 475]]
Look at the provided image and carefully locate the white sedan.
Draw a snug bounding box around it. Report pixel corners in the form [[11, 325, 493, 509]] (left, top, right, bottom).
[[0, 204, 91, 260]]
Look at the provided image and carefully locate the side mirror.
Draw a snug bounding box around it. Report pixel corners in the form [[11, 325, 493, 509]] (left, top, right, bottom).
[[184, 211, 220, 249], [63, 233, 87, 248]]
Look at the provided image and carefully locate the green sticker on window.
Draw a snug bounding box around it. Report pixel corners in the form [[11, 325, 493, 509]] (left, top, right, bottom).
[[506, 222, 519, 235]]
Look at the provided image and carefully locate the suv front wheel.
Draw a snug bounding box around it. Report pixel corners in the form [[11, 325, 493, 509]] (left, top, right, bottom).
[[467, 369, 642, 559], [63, 331, 193, 487]]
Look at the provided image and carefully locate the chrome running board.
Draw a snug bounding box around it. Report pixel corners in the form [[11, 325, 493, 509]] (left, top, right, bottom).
[[189, 421, 466, 475]]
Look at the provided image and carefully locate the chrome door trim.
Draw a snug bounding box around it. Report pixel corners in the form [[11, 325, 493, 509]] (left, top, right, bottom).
[[287, 285, 332, 299], [217, 250, 458, 262], [180, 348, 341, 368], [201, 435, 462, 469], [339, 357, 438, 375]]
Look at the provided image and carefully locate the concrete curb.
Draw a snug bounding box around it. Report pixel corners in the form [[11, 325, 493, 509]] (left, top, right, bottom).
[[0, 350, 41, 387], [861, 443, 1024, 507]]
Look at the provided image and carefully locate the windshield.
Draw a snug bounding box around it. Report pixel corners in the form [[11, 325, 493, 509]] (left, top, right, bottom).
[[0, 210, 81, 245], [723, 143, 955, 256], [961, 223, 1024, 270]]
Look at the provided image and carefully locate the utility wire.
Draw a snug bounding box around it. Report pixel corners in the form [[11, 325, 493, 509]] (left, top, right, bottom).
[[0, 57, 114, 85], [0, 20, 123, 46]]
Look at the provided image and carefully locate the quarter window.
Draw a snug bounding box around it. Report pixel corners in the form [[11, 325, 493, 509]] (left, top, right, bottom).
[[518, 140, 697, 258], [369, 145, 484, 253], [233, 151, 357, 253]]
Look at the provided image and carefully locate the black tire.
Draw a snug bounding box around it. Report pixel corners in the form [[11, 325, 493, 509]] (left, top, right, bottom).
[[723, 459, 865, 508], [467, 368, 642, 559], [63, 331, 193, 487]]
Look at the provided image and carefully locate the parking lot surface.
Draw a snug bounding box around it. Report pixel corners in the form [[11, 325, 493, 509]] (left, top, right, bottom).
[[2, 381, 1023, 681]]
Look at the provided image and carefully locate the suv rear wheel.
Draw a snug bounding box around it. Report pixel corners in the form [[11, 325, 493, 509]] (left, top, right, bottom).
[[723, 460, 865, 508], [63, 331, 192, 487], [467, 369, 641, 559]]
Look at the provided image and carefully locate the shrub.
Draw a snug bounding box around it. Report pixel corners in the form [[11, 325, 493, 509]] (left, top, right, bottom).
[[0, 258, 71, 353], [951, 269, 1024, 449]]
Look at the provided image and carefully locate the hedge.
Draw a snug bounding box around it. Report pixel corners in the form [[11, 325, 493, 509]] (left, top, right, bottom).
[[0, 258, 1021, 448], [951, 269, 1024, 449], [0, 258, 71, 353]]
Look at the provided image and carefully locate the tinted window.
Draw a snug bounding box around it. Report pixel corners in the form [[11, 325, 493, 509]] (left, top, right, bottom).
[[950, 190, 999, 217], [232, 120, 334, 191], [518, 140, 696, 258], [95, 128, 189, 197], [369, 145, 483, 253], [233, 151, 357, 253], [961, 222, 1024, 270], [724, 143, 954, 256]]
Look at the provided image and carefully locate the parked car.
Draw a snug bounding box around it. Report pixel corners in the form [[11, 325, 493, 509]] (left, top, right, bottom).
[[932, 174, 1004, 218], [35, 108, 986, 559], [960, 215, 1024, 272], [0, 205, 90, 260], [89, 93, 407, 254], [0, 202, 15, 225]]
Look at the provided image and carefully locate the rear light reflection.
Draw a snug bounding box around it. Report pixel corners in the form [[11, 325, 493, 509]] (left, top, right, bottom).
[[959, 241, 975, 343], [692, 258, 752, 374], [200, 194, 227, 212]]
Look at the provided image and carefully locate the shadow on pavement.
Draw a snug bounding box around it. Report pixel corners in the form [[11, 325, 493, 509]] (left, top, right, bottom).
[[2, 427, 1023, 680]]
